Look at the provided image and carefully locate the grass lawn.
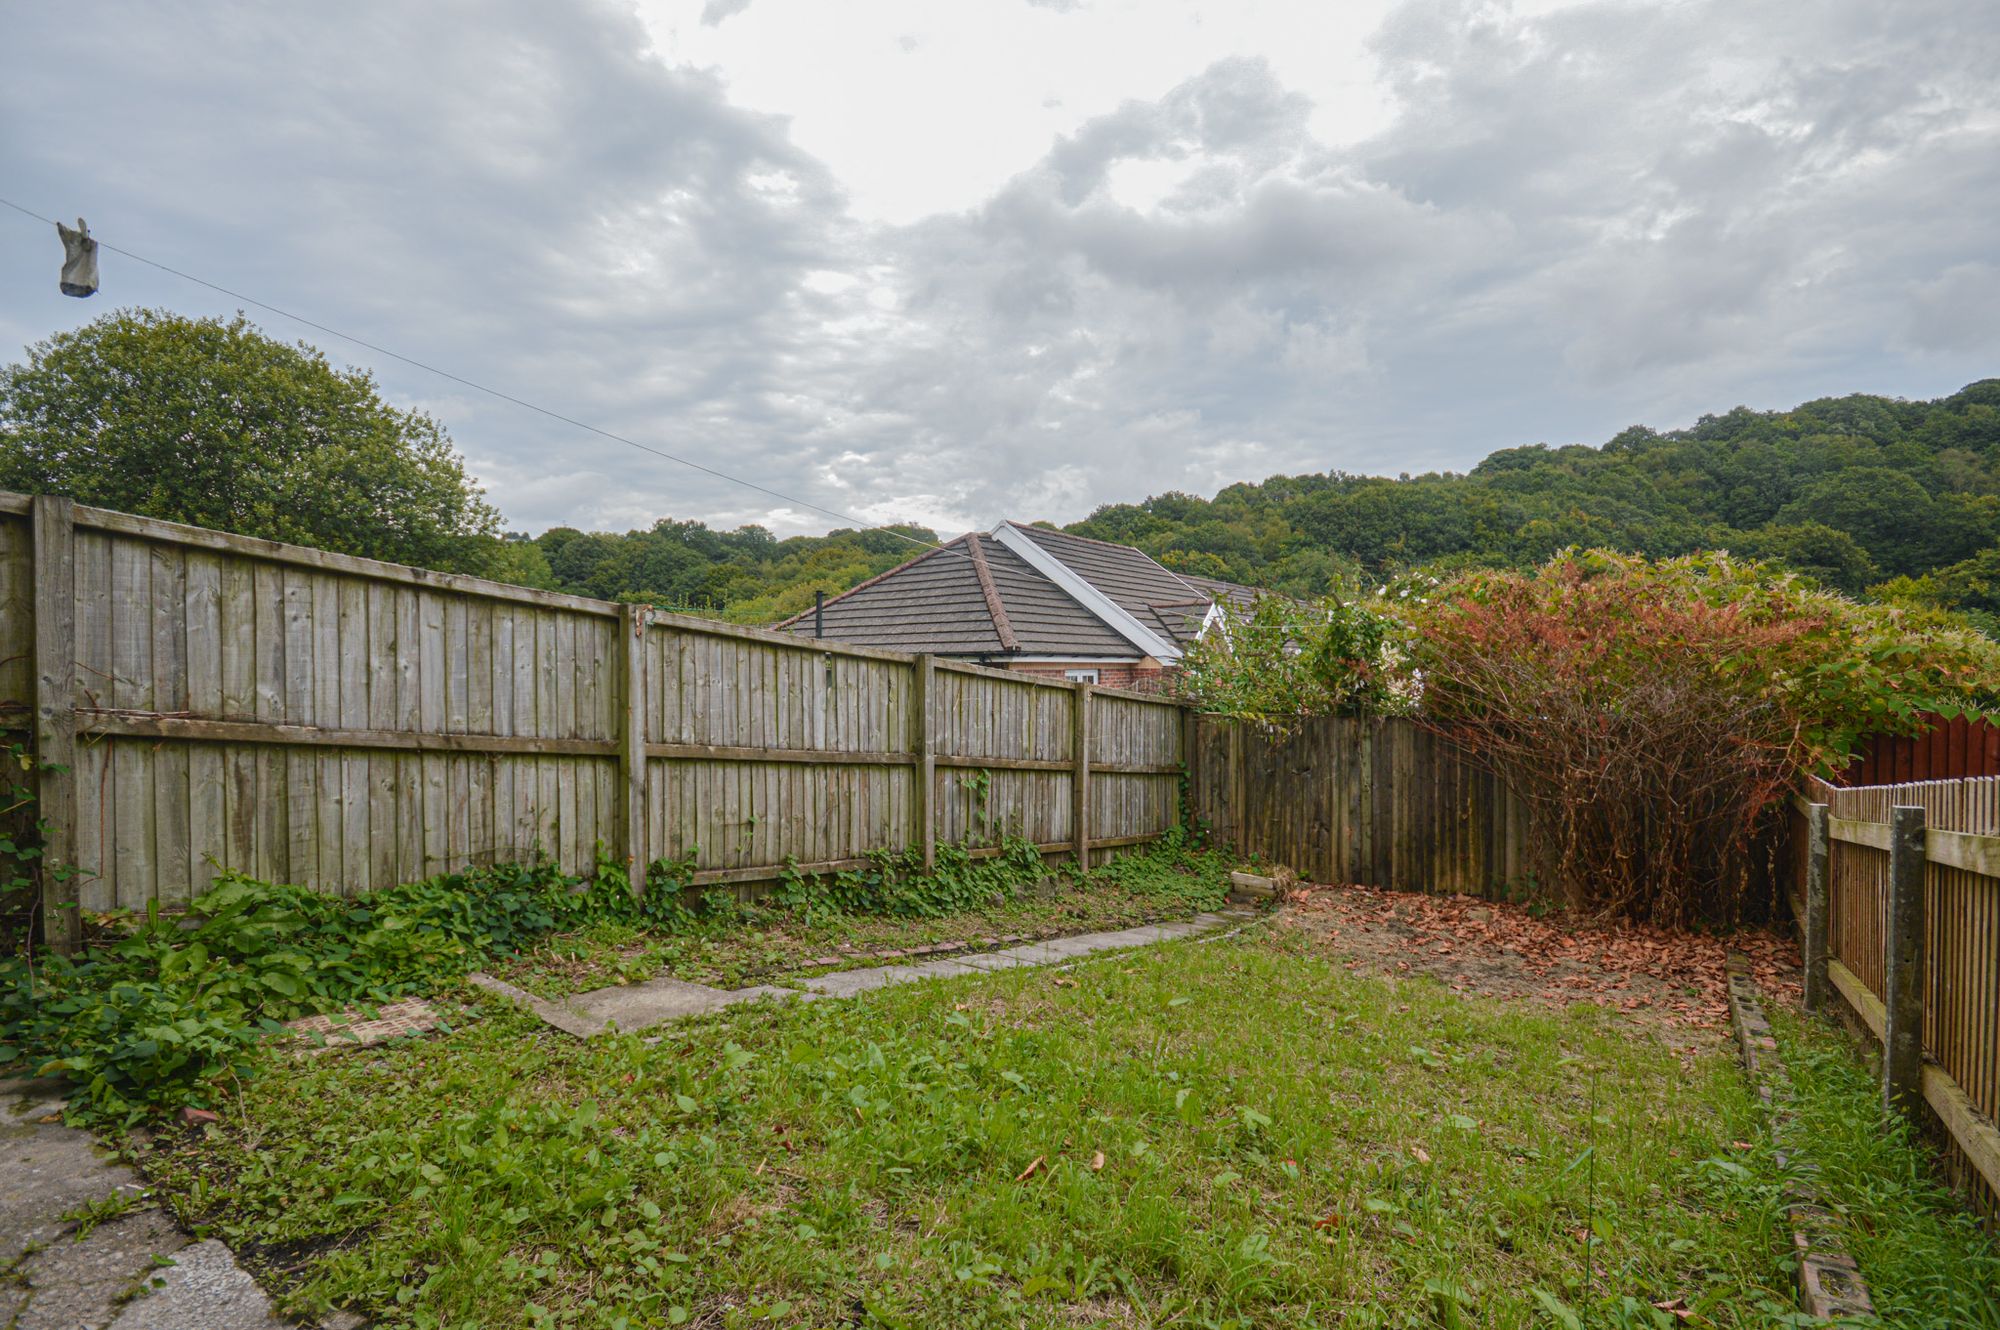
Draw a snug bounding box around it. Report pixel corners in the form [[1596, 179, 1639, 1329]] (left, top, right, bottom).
[[490, 875, 1232, 998], [1765, 1010, 2000, 1327], [142, 921, 1829, 1330]]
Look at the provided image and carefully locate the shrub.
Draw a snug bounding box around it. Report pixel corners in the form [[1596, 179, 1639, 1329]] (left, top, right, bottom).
[[1175, 594, 1407, 724], [1403, 550, 2000, 927], [0, 856, 696, 1123]]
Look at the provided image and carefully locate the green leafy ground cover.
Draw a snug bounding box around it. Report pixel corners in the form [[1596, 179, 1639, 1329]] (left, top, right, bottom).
[[0, 833, 1230, 1123], [145, 924, 1820, 1330]]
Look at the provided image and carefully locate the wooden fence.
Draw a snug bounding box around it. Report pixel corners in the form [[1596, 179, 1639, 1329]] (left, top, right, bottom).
[[1188, 715, 1534, 896], [1838, 713, 2000, 786], [1793, 774, 2000, 1217], [0, 493, 1189, 943]]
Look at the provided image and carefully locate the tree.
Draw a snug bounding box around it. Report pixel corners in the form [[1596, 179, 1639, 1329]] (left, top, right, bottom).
[[0, 309, 501, 573]]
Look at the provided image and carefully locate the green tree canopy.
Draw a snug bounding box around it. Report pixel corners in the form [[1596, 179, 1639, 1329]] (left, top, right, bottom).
[[0, 309, 502, 574]]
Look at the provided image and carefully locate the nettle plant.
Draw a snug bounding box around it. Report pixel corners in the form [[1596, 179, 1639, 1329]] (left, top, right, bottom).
[[1405, 550, 2000, 928]]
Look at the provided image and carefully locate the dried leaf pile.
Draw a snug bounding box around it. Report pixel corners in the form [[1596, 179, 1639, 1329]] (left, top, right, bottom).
[[1280, 883, 1801, 1045]]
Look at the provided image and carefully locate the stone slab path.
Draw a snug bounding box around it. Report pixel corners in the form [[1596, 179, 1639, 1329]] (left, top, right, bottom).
[[471, 910, 1257, 1037], [0, 1078, 357, 1330]]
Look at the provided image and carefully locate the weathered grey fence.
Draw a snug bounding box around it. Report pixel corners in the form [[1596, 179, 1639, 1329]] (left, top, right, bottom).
[[1793, 775, 2000, 1218], [1188, 715, 1533, 896], [0, 493, 1188, 941]]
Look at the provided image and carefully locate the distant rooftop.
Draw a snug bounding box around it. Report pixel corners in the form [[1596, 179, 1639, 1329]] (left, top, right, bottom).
[[776, 521, 1265, 662]]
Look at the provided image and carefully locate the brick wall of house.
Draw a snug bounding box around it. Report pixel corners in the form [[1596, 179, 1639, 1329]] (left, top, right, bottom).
[[1003, 661, 1173, 692]]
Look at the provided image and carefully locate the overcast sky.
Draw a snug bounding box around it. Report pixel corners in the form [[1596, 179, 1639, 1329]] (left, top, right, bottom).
[[4, 0, 1997, 538]]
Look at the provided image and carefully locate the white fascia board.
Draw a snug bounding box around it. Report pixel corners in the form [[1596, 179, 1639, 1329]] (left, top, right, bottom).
[[989, 522, 1182, 662]]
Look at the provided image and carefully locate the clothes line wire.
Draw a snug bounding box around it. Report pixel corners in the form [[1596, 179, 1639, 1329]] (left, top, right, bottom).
[[0, 193, 960, 559]]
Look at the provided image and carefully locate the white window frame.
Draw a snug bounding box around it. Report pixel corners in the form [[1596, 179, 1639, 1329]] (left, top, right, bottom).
[[1063, 668, 1101, 684]]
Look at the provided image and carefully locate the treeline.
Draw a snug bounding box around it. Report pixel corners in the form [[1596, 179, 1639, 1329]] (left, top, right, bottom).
[[511, 521, 937, 624], [10, 312, 1998, 632], [526, 379, 2000, 632], [1069, 380, 2000, 629]]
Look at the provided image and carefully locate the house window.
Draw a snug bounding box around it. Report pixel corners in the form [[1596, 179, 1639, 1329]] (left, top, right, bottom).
[[1064, 668, 1100, 684]]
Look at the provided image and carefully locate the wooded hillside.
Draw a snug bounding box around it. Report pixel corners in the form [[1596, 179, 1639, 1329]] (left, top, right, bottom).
[[524, 380, 2000, 630]]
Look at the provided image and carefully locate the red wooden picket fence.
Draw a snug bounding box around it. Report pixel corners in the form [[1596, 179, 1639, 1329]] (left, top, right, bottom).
[[1839, 713, 2000, 786]]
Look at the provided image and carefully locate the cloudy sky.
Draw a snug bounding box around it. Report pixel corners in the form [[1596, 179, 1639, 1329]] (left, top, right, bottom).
[[3, 0, 1997, 539]]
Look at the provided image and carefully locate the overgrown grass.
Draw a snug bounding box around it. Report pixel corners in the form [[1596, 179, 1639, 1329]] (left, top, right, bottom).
[[144, 925, 1805, 1329], [0, 832, 1233, 1123], [1762, 1009, 2000, 1327], [496, 831, 1236, 997]]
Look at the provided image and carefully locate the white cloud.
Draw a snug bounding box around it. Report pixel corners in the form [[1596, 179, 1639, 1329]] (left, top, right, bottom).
[[2, 0, 1996, 545]]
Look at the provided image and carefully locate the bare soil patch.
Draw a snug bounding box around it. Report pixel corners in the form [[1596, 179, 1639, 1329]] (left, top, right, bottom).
[[1275, 883, 1801, 1050]]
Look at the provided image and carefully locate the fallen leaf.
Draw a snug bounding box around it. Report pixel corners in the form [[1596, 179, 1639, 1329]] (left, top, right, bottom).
[[1015, 1155, 1046, 1182], [1313, 1212, 1342, 1230], [1411, 1146, 1432, 1165], [1090, 1151, 1105, 1172]]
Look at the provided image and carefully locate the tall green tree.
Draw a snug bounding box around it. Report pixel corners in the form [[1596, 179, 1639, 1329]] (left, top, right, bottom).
[[0, 309, 502, 573]]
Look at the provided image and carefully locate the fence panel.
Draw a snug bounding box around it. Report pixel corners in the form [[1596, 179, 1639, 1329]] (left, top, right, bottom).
[[1189, 715, 1531, 896], [0, 500, 31, 725], [1089, 691, 1184, 853], [932, 665, 1052, 847], [4, 492, 1193, 914], [1812, 772, 2000, 1217]]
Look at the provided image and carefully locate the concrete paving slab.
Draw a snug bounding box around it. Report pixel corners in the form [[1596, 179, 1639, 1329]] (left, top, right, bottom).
[[15, 1207, 187, 1330], [803, 967, 901, 997], [570, 974, 733, 1028], [501, 909, 1263, 1037], [106, 1239, 290, 1330], [876, 958, 990, 985], [952, 950, 1035, 973], [711, 984, 802, 1008], [465, 973, 605, 1037], [0, 1090, 150, 1264]]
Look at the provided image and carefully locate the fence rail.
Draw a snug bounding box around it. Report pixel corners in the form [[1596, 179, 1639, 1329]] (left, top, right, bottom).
[[1794, 775, 2000, 1218], [1187, 715, 1533, 897], [0, 493, 1190, 940]]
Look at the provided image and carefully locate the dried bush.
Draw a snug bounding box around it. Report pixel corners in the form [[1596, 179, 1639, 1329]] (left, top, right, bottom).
[[1405, 551, 2000, 928]]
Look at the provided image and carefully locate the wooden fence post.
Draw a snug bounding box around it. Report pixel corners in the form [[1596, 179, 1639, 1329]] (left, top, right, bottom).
[[1884, 803, 1927, 1118], [1803, 801, 1830, 1012], [914, 654, 935, 870], [1180, 706, 1197, 831], [1072, 680, 1092, 871], [617, 604, 649, 896], [31, 496, 81, 954]]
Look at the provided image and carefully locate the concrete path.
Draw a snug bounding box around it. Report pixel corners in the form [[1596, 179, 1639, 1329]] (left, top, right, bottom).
[[0, 1078, 354, 1330], [471, 910, 1256, 1037]]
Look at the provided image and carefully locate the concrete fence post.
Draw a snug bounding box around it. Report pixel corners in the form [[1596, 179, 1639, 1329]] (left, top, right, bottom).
[[1803, 802, 1831, 1012], [1883, 804, 1927, 1119]]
